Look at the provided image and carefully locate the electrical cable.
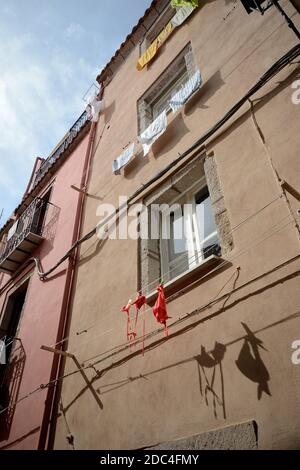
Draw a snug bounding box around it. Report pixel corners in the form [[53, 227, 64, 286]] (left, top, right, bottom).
[[82, 218, 295, 370], [25, 43, 300, 281], [1, 43, 300, 418], [51, 195, 285, 349], [63, 214, 293, 358], [1, 221, 298, 419]]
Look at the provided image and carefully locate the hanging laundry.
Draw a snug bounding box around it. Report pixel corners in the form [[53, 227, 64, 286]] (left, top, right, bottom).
[[136, 2, 197, 71], [133, 293, 147, 330], [153, 284, 170, 336], [171, 0, 199, 8], [86, 95, 102, 122], [169, 69, 202, 113], [171, 4, 196, 27], [7, 220, 18, 241], [121, 299, 136, 341], [138, 110, 167, 156], [136, 39, 159, 71], [137, 22, 174, 71], [0, 339, 6, 365], [112, 143, 135, 174], [121, 294, 147, 353], [157, 21, 174, 47]]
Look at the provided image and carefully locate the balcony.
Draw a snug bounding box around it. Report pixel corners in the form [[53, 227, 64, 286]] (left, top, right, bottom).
[[34, 110, 89, 186], [0, 198, 53, 274]]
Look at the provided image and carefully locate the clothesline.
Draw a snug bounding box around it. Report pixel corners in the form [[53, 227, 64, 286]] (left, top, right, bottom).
[[113, 69, 202, 172], [136, 4, 197, 71], [64, 213, 292, 359], [53, 245, 215, 348], [51, 195, 284, 351], [0, 222, 297, 421], [75, 216, 293, 362]]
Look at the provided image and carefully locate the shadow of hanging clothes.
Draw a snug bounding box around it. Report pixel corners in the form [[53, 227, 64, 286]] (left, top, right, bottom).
[[195, 342, 227, 419], [236, 322, 271, 400]]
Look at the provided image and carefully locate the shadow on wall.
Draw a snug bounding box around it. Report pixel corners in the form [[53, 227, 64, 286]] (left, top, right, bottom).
[[195, 342, 227, 420], [77, 237, 108, 269], [41, 205, 61, 257], [207, 0, 238, 3], [149, 70, 226, 160], [185, 70, 226, 114], [208, 65, 300, 151], [236, 322, 271, 400], [77, 216, 121, 268], [124, 150, 149, 180], [152, 112, 190, 158], [59, 261, 297, 418], [102, 101, 116, 125], [0, 339, 26, 442]]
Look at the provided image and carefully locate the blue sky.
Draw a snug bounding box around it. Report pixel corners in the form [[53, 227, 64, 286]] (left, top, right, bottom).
[[0, 0, 151, 224]]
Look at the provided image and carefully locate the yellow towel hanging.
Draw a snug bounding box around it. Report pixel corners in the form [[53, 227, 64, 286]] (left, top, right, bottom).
[[136, 22, 174, 71]]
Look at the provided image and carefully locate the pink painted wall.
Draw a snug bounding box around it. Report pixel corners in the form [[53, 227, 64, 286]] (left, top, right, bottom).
[[0, 130, 90, 449]]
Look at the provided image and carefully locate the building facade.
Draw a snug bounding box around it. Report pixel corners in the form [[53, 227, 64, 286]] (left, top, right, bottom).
[[52, 0, 300, 450], [48, 0, 300, 450], [2, 0, 300, 450], [0, 111, 94, 449]]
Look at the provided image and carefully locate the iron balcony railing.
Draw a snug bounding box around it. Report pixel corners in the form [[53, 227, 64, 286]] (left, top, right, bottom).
[[0, 198, 50, 266], [34, 110, 89, 185]]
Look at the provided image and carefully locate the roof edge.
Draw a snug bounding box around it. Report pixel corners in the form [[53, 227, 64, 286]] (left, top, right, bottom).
[[96, 0, 169, 85]]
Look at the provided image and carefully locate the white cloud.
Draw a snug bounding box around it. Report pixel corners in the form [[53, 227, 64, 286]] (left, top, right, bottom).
[[64, 23, 85, 40], [0, 28, 97, 221]]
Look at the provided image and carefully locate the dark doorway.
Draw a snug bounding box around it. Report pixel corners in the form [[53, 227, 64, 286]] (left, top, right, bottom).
[[0, 278, 29, 440], [33, 187, 52, 236]]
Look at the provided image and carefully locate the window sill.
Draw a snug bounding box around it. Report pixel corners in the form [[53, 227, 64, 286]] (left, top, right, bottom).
[[146, 254, 225, 305]]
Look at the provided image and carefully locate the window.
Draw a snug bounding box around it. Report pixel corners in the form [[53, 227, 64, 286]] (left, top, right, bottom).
[[140, 2, 176, 56], [151, 66, 188, 119], [137, 43, 196, 133], [139, 155, 232, 298], [160, 183, 220, 284], [34, 187, 52, 235], [241, 0, 269, 14], [160, 184, 220, 283]]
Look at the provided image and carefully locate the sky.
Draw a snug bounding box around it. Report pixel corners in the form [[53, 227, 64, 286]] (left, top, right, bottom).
[[0, 0, 151, 224]]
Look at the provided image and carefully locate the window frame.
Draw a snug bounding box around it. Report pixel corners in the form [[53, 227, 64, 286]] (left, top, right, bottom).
[[139, 3, 177, 56], [137, 43, 195, 134], [159, 178, 219, 284], [151, 66, 189, 120], [140, 153, 232, 301]]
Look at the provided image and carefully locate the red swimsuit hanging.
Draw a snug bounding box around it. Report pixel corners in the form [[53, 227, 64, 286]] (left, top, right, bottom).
[[133, 293, 147, 329], [153, 284, 170, 337], [121, 299, 135, 343], [121, 293, 147, 351], [133, 293, 147, 356]]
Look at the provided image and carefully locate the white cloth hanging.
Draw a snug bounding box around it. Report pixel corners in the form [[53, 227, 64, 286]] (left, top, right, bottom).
[[138, 110, 168, 157], [0, 339, 6, 365], [7, 220, 18, 241], [86, 95, 103, 122], [112, 143, 135, 174], [171, 5, 195, 28], [169, 69, 202, 113]]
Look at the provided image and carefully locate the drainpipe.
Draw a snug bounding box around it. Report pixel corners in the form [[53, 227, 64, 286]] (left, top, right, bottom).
[[38, 87, 104, 450]]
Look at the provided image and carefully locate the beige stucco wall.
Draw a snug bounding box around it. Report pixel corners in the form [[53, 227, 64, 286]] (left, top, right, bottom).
[[53, 0, 300, 450]]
